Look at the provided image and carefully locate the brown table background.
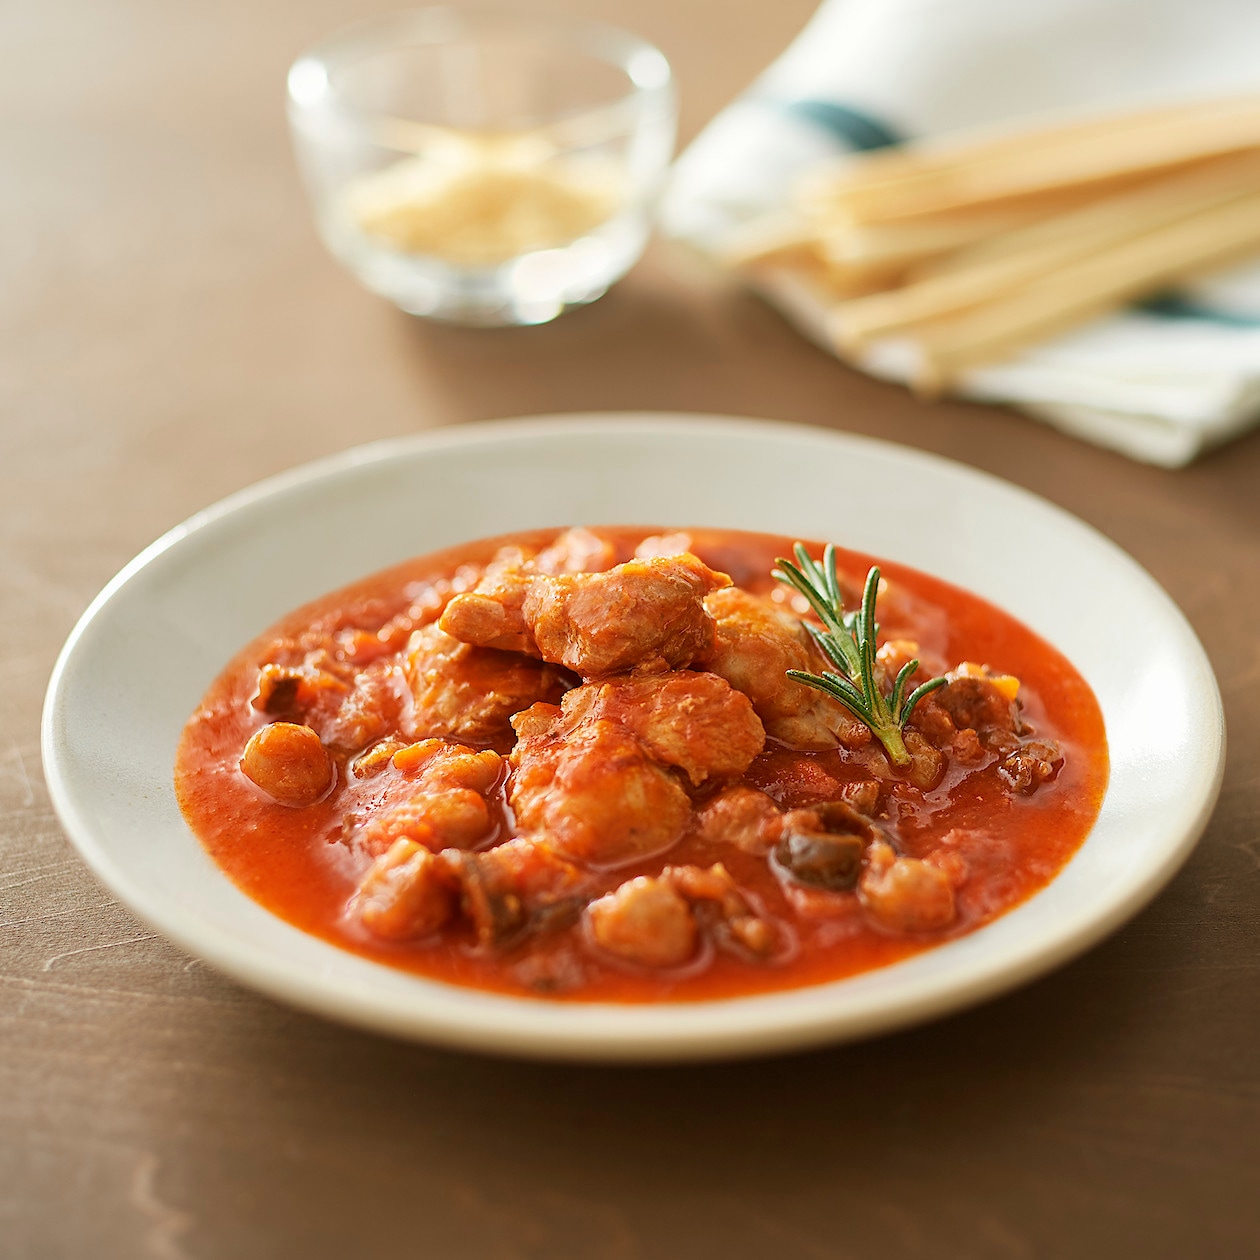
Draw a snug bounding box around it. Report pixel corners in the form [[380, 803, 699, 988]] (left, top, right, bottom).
[[5, 1, 1260, 1256]]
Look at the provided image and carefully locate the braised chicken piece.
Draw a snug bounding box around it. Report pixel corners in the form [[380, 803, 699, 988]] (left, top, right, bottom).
[[559, 671, 765, 785], [352, 838, 458, 941], [448, 837, 587, 947], [389, 738, 503, 788], [436, 528, 617, 655], [669, 863, 785, 959], [240, 722, 335, 807], [586, 862, 784, 968], [357, 740, 504, 855], [858, 839, 956, 933], [523, 553, 730, 676], [694, 787, 783, 854], [436, 544, 539, 654], [323, 657, 408, 751], [362, 789, 491, 853], [507, 670, 763, 865], [352, 834, 585, 946], [586, 875, 698, 968], [704, 587, 870, 750], [534, 526, 617, 575], [509, 708, 692, 866], [444, 549, 730, 678], [404, 623, 570, 748], [633, 532, 693, 559]]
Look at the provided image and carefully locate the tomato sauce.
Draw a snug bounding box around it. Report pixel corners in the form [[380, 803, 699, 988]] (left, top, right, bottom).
[[175, 528, 1108, 1002]]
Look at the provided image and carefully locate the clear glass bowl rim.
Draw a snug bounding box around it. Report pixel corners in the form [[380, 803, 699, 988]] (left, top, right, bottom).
[[287, 4, 676, 137]]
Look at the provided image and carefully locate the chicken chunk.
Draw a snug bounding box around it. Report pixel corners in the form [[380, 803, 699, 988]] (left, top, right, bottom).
[[586, 876, 699, 969], [355, 740, 505, 855], [351, 838, 458, 941], [534, 527, 617, 575], [436, 545, 538, 653], [443, 546, 729, 678], [522, 553, 730, 677], [437, 528, 616, 653], [704, 587, 870, 750], [585, 862, 783, 968], [858, 840, 956, 933], [404, 623, 569, 748], [361, 790, 491, 854], [633, 532, 693, 559], [666, 863, 784, 960], [509, 709, 691, 867], [559, 671, 765, 785], [447, 837, 587, 947], [391, 738, 504, 790], [353, 832, 585, 948], [694, 787, 783, 854], [239, 722, 334, 807], [323, 657, 408, 751]]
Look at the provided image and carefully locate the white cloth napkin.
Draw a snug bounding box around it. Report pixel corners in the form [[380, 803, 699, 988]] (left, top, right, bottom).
[[661, 0, 1260, 466]]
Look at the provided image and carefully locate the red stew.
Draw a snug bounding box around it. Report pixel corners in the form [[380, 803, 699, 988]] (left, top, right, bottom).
[[175, 527, 1108, 1002]]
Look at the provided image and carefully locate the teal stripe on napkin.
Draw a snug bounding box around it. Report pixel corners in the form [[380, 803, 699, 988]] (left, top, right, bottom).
[[1137, 293, 1260, 328], [782, 100, 902, 151]]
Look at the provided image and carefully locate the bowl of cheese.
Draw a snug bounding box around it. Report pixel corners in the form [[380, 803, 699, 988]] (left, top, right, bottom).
[[287, 6, 676, 326]]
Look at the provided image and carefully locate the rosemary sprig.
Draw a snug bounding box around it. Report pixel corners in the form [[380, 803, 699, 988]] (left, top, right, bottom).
[[772, 543, 947, 768]]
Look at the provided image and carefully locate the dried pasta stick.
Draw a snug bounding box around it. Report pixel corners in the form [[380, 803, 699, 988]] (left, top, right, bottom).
[[822, 204, 1065, 268], [719, 216, 905, 296], [820, 96, 1260, 222], [915, 149, 1260, 280], [895, 189, 1260, 389], [794, 105, 1225, 207], [833, 151, 1260, 346]]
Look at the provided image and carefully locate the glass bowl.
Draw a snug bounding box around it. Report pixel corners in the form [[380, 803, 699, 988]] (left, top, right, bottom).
[[287, 7, 677, 326]]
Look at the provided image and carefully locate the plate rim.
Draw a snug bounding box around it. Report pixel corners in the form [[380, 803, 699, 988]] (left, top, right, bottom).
[[41, 412, 1227, 1061]]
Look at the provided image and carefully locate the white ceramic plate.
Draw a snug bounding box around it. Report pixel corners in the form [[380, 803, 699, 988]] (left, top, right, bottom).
[[42, 415, 1225, 1061]]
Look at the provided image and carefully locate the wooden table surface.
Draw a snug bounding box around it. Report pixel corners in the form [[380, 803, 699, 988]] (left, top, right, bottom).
[[6, 1, 1260, 1256]]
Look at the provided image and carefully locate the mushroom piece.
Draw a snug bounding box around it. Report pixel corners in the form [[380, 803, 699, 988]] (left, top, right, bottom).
[[774, 800, 880, 891]]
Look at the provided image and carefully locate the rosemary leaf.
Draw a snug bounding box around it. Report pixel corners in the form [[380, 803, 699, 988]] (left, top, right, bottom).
[[774, 546, 947, 767]]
